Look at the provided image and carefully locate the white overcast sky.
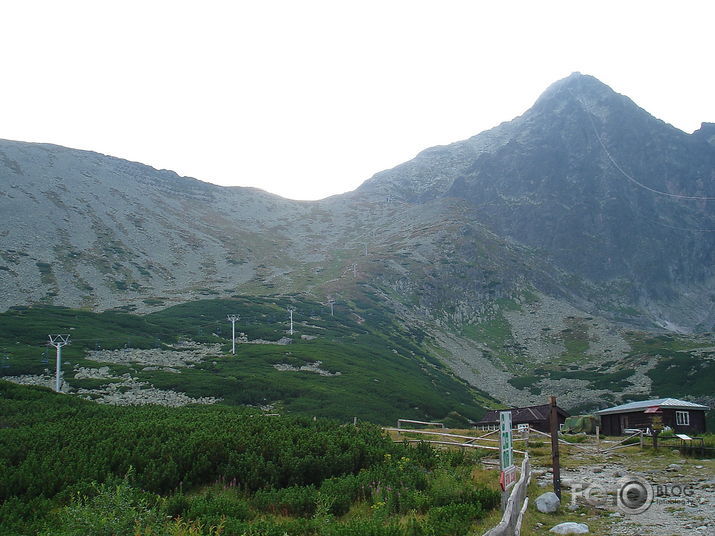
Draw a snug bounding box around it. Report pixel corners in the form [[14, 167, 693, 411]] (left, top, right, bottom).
[[2, 1, 713, 200]]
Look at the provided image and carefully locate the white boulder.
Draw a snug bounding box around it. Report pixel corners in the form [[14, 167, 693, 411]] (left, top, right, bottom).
[[536, 491, 561, 513], [549, 522, 589, 534]]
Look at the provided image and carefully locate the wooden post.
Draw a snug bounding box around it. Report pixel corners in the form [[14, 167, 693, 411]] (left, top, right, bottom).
[[549, 396, 561, 500]]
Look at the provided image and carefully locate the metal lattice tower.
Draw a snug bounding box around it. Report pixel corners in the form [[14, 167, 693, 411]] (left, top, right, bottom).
[[287, 307, 295, 335], [227, 314, 240, 355], [48, 334, 70, 393]]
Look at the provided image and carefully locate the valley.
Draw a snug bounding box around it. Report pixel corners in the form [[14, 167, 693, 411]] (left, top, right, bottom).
[[1, 72, 714, 424]]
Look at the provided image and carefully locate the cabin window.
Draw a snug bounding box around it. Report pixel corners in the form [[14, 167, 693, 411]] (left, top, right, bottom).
[[675, 411, 690, 426]]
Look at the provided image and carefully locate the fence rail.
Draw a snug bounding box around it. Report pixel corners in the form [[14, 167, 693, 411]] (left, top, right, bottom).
[[387, 428, 527, 454], [396, 419, 444, 429], [483, 454, 531, 536]]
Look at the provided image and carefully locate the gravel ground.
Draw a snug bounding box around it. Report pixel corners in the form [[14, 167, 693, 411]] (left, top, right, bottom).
[[535, 446, 715, 536]]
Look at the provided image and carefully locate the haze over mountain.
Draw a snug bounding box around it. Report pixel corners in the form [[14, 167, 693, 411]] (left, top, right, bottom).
[[2, 72, 714, 411]]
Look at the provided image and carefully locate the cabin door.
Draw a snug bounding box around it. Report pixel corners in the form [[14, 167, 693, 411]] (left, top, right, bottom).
[[619, 415, 629, 434]]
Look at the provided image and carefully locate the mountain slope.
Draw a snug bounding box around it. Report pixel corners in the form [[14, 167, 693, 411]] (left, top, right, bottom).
[[2, 73, 714, 414], [0, 297, 495, 424], [358, 73, 715, 330]]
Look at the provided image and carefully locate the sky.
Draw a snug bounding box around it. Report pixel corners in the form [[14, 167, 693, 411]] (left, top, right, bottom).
[[2, 1, 713, 200]]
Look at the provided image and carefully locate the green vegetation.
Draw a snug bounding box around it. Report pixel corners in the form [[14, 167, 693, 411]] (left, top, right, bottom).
[[519, 289, 540, 305], [558, 317, 590, 363], [647, 355, 715, 430], [0, 382, 500, 536], [507, 375, 541, 395], [626, 332, 713, 355], [461, 312, 515, 362], [547, 368, 635, 390], [648, 353, 714, 397], [0, 297, 494, 425], [624, 332, 715, 430]]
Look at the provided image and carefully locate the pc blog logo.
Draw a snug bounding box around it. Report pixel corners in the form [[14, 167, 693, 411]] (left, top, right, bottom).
[[572, 475, 654, 514], [616, 476, 653, 514]]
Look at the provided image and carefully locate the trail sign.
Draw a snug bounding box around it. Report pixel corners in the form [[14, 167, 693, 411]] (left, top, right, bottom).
[[499, 411, 513, 469], [499, 465, 517, 491], [499, 410, 516, 491]]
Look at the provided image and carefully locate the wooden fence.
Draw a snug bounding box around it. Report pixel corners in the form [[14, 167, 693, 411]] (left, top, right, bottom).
[[396, 419, 444, 429], [386, 427, 527, 455], [482, 454, 531, 536], [388, 424, 650, 535]]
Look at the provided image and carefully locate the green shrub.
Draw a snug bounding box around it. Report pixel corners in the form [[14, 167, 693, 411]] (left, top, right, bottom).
[[319, 473, 367, 516], [423, 467, 499, 512], [252, 485, 319, 517], [185, 489, 253, 523], [0, 496, 54, 536], [226, 518, 316, 536], [321, 518, 403, 536], [164, 492, 190, 518], [40, 476, 164, 536], [425, 502, 485, 536], [562, 434, 588, 443]]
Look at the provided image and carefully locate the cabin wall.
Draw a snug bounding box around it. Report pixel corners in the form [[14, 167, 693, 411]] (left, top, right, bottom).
[[600, 409, 707, 435], [661, 409, 706, 435]]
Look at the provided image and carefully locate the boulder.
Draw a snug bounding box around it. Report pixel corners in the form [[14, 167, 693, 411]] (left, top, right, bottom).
[[536, 491, 560, 513], [549, 522, 590, 534], [667, 464, 682, 471]]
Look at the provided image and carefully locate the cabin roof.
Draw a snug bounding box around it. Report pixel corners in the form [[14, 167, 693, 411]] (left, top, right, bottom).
[[596, 398, 708, 416], [476, 404, 568, 425]]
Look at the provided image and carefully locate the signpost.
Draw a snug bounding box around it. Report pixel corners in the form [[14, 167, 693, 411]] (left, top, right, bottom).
[[549, 396, 562, 499], [499, 410, 517, 510]]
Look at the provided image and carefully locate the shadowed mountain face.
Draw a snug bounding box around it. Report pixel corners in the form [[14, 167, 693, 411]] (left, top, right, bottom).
[[359, 73, 715, 328]]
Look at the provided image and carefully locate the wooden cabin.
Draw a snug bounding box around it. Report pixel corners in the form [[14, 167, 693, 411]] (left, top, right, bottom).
[[596, 398, 708, 436], [475, 404, 569, 433]]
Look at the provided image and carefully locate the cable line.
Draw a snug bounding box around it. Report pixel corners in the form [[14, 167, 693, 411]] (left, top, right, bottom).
[[570, 89, 715, 201]]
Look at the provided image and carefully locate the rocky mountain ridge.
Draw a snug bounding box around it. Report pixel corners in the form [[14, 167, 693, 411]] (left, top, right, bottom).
[[2, 73, 714, 411], [358, 73, 715, 331]]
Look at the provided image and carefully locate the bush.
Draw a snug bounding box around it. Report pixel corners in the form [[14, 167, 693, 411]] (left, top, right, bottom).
[[225, 518, 316, 536], [422, 466, 499, 512], [319, 473, 367, 516], [425, 502, 485, 536], [164, 493, 190, 518], [185, 489, 253, 523], [252, 485, 319, 517], [321, 518, 403, 536], [562, 434, 588, 443], [40, 476, 164, 536]]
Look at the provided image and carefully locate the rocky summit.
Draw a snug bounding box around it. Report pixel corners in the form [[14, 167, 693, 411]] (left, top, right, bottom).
[[359, 73, 715, 331], [1, 73, 714, 412]]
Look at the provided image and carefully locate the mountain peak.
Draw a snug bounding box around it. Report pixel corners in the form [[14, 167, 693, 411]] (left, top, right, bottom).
[[532, 72, 621, 112]]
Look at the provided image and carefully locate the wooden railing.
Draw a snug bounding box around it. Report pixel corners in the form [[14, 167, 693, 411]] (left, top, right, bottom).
[[482, 454, 531, 536]]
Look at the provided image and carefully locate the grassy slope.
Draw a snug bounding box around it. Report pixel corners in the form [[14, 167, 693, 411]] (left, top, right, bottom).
[[0, 297, 495, 425]]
